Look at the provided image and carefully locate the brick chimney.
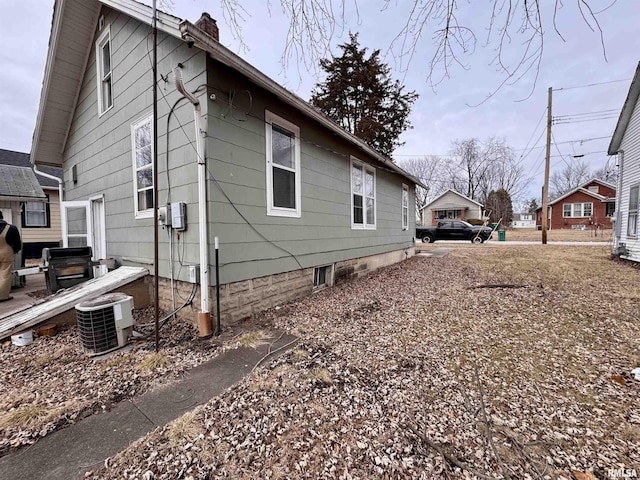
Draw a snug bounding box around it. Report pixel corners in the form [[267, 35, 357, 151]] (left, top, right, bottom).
[[195, 13, 219, 42]]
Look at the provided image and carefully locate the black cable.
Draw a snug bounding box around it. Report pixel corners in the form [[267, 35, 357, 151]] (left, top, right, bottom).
[[204, 164, 304, 270]]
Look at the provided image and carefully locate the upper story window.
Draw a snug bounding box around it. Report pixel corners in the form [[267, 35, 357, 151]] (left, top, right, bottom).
[[562, 202, 592, 218], [628, 185, 639, 237], [131, 114, 154, 218], [606, 203, 615, 217], [96, 25, 113, 115], [351, 158, 376, 229], [265, 111, 301, 217], [588, 185, 599, 193], [402, 184, 409, 230], [22, 198, 50, 228]]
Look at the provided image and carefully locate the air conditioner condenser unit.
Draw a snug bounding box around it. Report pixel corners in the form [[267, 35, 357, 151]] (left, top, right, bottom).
[[75, 293, 135, 356]]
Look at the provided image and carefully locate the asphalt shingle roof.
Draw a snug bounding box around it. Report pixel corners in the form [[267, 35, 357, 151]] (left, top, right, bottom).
[[0, 148, 62, 188], [0, 165, 46, 199]]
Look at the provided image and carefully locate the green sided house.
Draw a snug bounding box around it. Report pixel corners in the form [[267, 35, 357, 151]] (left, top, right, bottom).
[[31, 0, 423, 326]]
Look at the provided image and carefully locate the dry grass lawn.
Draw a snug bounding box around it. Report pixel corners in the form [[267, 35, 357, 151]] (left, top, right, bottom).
[[497, 227, 613, 242], [86, 245, 640, 479]]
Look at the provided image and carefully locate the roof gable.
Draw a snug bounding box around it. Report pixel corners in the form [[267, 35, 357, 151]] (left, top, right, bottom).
[[32, 0, 183, 168], [421, 189, 483, 211], [32, 0, 423, 188], [547, 178, 616, 206], [609, 62, 640, 155]]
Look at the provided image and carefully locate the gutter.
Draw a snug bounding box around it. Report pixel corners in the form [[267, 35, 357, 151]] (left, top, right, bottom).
[[178, 21, 427, 190], [173, 67, 212, 339]]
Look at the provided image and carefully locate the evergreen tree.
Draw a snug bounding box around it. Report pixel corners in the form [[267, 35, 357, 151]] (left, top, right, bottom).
[[310, 33, 418, 158], [485, 189, 513, 225]]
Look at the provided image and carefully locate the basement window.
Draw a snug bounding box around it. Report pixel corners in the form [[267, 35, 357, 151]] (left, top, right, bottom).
[[313, 265, 333, 290]]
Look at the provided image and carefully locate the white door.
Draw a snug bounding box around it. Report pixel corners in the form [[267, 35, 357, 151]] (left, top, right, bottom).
[[61, 201, 92, 251], [90, 196, 107, 277]]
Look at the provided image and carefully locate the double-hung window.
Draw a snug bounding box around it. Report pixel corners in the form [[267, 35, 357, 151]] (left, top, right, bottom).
[[402, 184, 409, 230], [351, 158, 376, 229], [23, 199, 49, 227], [96, 26, 113, 115], [131, 114, 154, 218], [562, 202, 592, 218], [628, 185, 639, 237], [265, 111, 301, 217]]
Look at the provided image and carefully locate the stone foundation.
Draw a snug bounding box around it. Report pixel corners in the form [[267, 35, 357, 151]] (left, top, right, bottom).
[[154, 246, 415, 326]]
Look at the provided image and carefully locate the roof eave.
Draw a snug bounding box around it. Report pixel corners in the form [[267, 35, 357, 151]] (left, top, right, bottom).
[[608, 62, 640, 155], [32, 0, 183, 168], [179, 21, 426, 189]]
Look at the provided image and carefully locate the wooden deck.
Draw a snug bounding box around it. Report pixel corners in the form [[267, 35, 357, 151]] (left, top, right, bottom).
[[0, 266, 148, 340]]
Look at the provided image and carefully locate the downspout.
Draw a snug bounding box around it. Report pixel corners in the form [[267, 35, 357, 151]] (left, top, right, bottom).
[[615, 150, 624, 247], [33, 165, 65, 247], [173, 67, 212, 338]]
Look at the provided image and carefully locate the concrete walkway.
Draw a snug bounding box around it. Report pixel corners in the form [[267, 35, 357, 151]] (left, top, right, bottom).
[[0, 331, 297, 480]]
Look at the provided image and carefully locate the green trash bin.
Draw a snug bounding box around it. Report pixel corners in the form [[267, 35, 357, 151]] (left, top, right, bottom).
[[498, 230, 506, 242]]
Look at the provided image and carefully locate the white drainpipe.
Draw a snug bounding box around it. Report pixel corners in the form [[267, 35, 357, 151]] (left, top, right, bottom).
[[173, 67, 212, 338], [615, 150, 624, 245], [33, 165, 65, 247]]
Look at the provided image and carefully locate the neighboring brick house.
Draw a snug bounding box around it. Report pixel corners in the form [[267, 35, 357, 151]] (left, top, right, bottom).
[[535, 179, 616, 230], [419, 189, 484, 226]]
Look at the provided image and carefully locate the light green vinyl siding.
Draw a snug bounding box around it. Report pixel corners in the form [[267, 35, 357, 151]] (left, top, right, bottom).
[[62, 8, 415, 284], [202, 62, 416, 284], [63, 7, 207, 273]]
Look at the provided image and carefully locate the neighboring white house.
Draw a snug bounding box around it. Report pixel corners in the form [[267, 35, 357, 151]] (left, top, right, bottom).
[[420, 190, 484, 226], [511, 213, 535, 229], [608, 61, 640, 262]]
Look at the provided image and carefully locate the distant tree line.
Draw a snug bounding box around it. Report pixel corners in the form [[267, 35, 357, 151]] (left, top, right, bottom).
[[398, 137, 529, 225]]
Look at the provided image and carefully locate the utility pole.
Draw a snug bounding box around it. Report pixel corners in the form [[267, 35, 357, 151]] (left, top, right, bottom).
[[541, 87, 552, 245], [152, 0, 160, 351]]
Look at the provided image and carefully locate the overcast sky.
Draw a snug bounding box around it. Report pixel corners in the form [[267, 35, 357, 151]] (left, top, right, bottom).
[[1, 0, 638, 204]]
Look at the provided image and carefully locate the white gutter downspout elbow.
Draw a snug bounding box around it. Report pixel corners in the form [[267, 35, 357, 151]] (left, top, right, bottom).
[[33, 165, 65, 246], [33, 165, 63, 203], [173, 67, 212, 338]]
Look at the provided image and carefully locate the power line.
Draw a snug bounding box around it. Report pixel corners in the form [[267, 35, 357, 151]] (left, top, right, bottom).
[[514, 107, 548, 167], [553, 78, 632, 92]]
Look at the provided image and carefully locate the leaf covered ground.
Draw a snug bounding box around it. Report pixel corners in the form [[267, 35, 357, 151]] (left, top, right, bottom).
[[80, 245, 640, 479]]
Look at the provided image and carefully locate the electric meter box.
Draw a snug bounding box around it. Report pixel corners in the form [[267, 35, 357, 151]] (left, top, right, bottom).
[[171, 202, 187, 231]]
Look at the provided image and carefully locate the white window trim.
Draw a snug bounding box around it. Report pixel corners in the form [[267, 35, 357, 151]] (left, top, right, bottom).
[[350, 157, 376, 230], [312, 264, 334, 292], [265, 110, 301, 218], [628, 185, 639, 237], [562, 202, 593, 218], [95, 25, 113, 117], [131, 113, 154, 219], [402, 183, 409, 230]]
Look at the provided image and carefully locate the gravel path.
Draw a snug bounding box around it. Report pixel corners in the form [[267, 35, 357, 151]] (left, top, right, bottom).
[[9, 246, 640, 479]]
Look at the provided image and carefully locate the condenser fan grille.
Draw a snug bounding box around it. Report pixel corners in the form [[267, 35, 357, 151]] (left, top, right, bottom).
[[77, 307, 119, 354]]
